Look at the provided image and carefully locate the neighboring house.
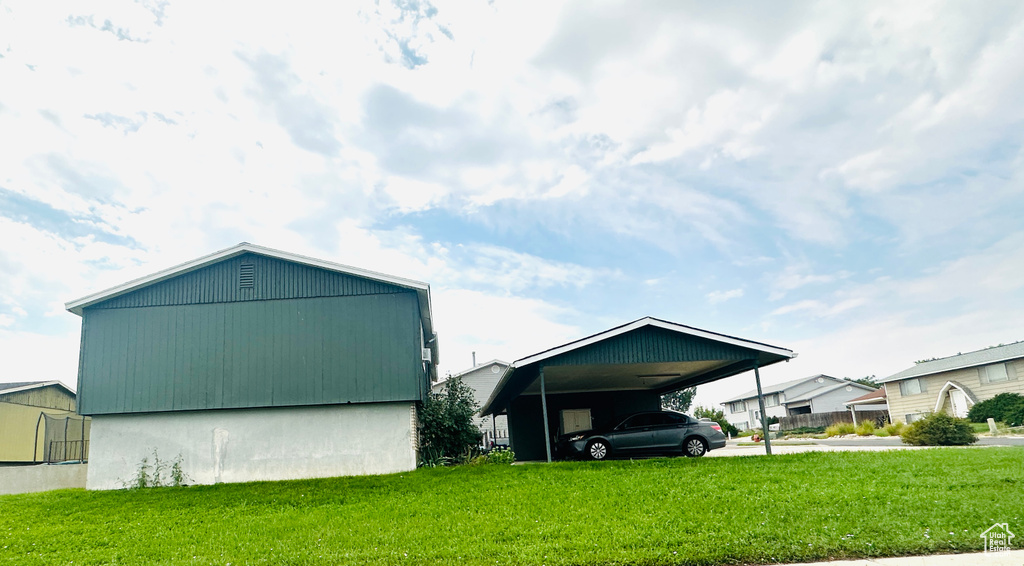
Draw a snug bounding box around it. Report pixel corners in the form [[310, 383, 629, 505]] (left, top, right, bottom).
[[0, 381, 87, 463], [880, 341, 1024, 424], [722, 375, 876, 430], [432, 360, 510, 447], [65, 243, 438, 489]]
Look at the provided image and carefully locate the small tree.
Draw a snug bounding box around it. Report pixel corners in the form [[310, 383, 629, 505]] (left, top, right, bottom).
[[661, 387, 696, 413], [418, 376, 481, 466], [693, 405, 738, 436]]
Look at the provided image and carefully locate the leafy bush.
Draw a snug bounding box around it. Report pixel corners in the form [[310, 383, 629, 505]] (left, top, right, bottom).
[[901, 412, 977, 446], [855, 421, 875, 436], [486, 448, 515, 465], [418, 376, 482, 467], [825, 422, 855, 437], [967, 393, 1024, 427], [693, 406, 738, 436], [884, 422, 906, 436]]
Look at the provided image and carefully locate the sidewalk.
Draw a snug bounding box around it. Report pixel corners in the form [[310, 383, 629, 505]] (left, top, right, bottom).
[[766, 549, 1024, 565]]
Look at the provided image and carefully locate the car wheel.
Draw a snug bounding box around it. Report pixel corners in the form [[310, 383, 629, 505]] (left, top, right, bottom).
[[683, 437, 707, 458], [587, 439, 610, 461]]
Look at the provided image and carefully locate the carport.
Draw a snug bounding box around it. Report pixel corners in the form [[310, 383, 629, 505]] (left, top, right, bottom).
[[479, 317, 796, 461]]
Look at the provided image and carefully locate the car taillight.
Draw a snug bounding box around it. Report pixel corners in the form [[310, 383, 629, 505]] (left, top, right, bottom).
[[711, 424, 722, 432]]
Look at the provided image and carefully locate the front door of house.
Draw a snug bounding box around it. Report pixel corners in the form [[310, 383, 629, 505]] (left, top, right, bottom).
[[949, 389, 969, 418]]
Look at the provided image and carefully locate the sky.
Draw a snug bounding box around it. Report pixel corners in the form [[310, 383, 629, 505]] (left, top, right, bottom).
[[2, 1, 1024, 410]]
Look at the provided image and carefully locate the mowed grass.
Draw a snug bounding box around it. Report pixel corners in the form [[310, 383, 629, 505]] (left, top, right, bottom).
[[2, 448, 1022, 565]]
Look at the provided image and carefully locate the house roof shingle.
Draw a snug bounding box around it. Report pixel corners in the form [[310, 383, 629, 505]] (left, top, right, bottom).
[[880, 341, 1024, 383]]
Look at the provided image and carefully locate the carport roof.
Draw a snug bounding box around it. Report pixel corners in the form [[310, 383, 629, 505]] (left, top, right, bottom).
[[479, 317, 795, 416]]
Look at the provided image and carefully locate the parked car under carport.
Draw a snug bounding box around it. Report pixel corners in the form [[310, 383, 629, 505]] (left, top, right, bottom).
[[556, 410, 727, 460]]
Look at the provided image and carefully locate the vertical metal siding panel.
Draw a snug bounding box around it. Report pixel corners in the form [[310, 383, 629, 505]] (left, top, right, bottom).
[[109, 309, 127, 412], [321, 297, 340, 403], [127, 308, 141, 413], [211, 302, 225, 408], [221, 302, 234, 408], [311, 298, 324, 404]]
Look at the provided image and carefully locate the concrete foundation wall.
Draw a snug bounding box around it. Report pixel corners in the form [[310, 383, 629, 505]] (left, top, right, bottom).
[[0, 463, 88, 495], [86, 402, 417, 490]]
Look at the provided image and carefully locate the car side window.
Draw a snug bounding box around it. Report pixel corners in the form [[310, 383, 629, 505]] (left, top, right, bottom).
[[621, 414, 653, 429], [653, 413, 686, 426]]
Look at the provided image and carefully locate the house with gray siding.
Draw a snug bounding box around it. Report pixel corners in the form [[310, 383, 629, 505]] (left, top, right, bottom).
[[722, 375, 875, 430], [66, 243, 438, 489]]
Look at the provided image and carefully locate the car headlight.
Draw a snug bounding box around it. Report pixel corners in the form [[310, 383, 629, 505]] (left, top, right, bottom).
[[569, 434, 586, 442]]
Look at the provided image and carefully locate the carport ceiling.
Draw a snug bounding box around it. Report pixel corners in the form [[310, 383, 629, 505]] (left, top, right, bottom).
[[519, 360, 732, 395]]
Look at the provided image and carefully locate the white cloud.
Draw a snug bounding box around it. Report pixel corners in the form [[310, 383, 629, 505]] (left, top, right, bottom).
[[707, 288, 744, 305]]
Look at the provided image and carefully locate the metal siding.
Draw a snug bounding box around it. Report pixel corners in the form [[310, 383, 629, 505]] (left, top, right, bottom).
[[78, 292, 423, 415], [544, 326, 752, 367], [90, 253, 407, 310]]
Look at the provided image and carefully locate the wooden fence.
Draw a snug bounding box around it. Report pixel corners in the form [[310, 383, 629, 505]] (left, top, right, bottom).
[[779, 410, 889, 431]]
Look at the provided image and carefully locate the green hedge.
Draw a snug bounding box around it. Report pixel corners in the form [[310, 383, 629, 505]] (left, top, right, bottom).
[[967, 393, 1024, 427]]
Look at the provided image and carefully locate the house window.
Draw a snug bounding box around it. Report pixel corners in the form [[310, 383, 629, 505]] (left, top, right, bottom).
[[980, 363, 1010, 384], [765, 394, 779, 407], [906, 412, 926, 423], [730, 401, 746, 414], [899, 378, 925, 396]]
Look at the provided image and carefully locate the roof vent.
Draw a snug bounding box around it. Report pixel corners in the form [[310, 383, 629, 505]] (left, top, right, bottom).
[[239, 263, 255, 288]]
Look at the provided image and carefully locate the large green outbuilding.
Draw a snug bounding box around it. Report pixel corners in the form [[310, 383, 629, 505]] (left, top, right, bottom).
[[66, 243, 437, 489]]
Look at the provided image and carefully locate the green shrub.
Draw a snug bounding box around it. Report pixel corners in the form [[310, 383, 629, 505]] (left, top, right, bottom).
[[967, 393, 1024, 427], [855, 421, 875, 436], [486, 448, 515, 465], [884, 422, 906, 436], [900, 412, 977, 446], [825, 422, 855, 437], [693, 406, 739, 436]]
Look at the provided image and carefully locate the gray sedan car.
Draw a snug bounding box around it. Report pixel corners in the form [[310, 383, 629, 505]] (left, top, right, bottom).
[[556, 410, 727, 460]]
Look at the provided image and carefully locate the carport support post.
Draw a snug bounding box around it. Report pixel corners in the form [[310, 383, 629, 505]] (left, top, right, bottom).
[[754, 364, 772, 456], [540, 367, 553, 463]]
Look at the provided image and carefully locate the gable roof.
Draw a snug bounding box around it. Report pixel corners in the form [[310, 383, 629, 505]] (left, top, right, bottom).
[[517, 317, 795, 367], [844, 387, 886, 405], [0, 381, 75, 396], [64, 243, 436, 364], [785, 380, 876, 403], [480, 317, 795, 416], [722, 374, 841, 404], [880, 340, 1024, 383], [432, 360, 510, 389]]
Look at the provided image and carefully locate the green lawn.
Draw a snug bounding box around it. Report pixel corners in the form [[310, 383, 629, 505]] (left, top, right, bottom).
[[2, 448, 1022, 565]]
